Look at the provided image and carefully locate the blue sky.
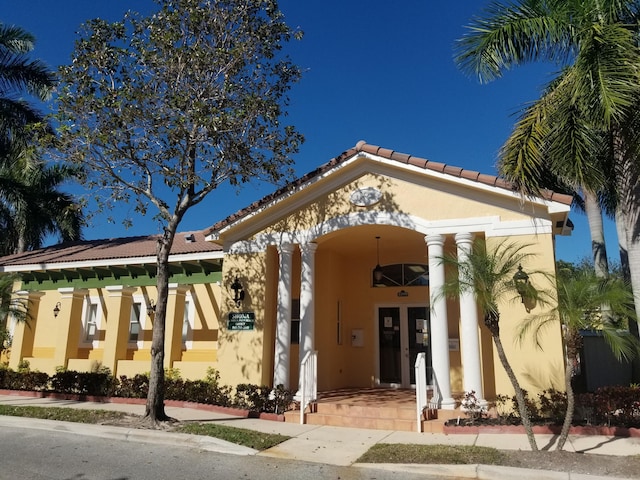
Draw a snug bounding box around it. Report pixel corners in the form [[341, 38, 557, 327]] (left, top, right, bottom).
[[2, 0, 611, 263]]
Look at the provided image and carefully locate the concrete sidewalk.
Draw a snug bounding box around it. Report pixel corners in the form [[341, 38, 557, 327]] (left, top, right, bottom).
[[1, 393, 638, 480]]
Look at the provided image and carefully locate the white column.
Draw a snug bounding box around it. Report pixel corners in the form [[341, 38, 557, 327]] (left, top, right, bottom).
[[274, 243, 295, 388], [455, 232, 485, 404], [426, 234, 456, 409], [298, 242, 317, 394], [299, 242, 317, 363]]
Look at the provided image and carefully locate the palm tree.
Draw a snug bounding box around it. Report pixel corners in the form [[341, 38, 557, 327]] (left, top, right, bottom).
[[0, 23, 81, 254], [520, 266, 638, 450], [455, 0, 640, 313], [497, 68, 611, 277], [0, 23, 55, 159], [0, 272, 29, 358], [0, 161, 83, 255], [439, 239, 547, 451]]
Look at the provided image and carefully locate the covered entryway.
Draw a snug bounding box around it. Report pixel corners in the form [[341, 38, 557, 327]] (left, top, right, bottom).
[[377, 305, 431, 387], [210, 141, 571, 415]]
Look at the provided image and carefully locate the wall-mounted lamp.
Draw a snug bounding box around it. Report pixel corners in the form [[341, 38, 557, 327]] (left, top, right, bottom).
[[373, 236, 384, 285], [513, 264, 530, 305], [53, 302, 61, 318], [231, 277, 245, 307], [147, 299, 156, 317]]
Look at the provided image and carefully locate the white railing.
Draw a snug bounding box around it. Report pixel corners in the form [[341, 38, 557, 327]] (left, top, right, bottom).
[[429, 368, 441, 412], [415, 354, 440, 432], [299, 350, 318, 424], [415, 352, 428, 432]]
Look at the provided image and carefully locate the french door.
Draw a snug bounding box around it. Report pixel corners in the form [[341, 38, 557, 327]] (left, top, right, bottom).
[[377, 305, 431, 387]]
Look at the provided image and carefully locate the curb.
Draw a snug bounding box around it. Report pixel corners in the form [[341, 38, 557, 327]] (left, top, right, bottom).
[[355, 463, 636, 480], [443, 423, 640, 438], [0, 415, 257, 456]]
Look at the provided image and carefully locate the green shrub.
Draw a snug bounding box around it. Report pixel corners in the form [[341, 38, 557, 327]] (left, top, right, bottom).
[[113, 374, 149, 398], [268, 384, 295, 414], [234, 384, 272, 411], [538, 389, 567, 424], [576, 385, 640, 427], [0, 365, 294, 415], [50, 370, 115, 396], [2, 369, 49, 391]]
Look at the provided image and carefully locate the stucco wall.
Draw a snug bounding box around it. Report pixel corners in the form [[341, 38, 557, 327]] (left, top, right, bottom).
[[10, 281, 222, 381]]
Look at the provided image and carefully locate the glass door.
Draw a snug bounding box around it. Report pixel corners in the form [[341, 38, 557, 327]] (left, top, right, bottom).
[[407, 306, 431, 385], [377, 305, 431, 387], [378, 307, 401, 385]]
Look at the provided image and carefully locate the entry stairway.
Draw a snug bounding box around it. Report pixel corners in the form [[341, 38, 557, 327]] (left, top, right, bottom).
[[284, 388, 463, 433]]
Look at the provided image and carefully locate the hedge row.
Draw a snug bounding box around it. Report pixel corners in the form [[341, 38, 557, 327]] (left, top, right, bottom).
[[0, 367, 294, 414], [497, 386, 640, 428]]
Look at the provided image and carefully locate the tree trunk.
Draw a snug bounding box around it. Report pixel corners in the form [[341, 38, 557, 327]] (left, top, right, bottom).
[[144, 227, 177, 423], [614, 148, 640, 382], [616, 209, 640, 336], [615, 154, 640, 325], [556, 339, 577, 451], [16, 233, 26, 255], [487, 312, 538, 451], [584, 189, 609, 278]]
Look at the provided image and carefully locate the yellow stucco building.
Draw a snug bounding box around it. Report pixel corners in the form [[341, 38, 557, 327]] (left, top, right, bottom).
[[1, 142, 572, 407]]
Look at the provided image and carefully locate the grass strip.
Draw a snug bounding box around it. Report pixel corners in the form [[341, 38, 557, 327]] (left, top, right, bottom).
[[357, 443, 506, 465], [177, 423, 289, 450], [0, 404, 127, 423]]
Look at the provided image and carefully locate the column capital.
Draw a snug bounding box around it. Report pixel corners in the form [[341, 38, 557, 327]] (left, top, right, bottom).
[[425, 233, 445, 247], [300, 242, 318, 255], [278, 242, 295, 255], [57, 287, 88, 300], [16, 290, 45, 300], [168, 283, 189, 295], [454, 232, 475, 245], [105, 285, 137, 297]]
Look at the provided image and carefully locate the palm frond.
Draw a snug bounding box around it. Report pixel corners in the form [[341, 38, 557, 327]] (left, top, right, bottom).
[[455, 0, 574, 83], [438, 238, 551, 317], [0, 24, 35, 54], [0, 272, 29, 327], [519, 268, 639, 360]]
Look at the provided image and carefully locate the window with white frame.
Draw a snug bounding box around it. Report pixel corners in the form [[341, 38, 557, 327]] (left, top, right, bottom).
[[129, 302, 142, 343], [83, 301, 99, 344], [182, 293, 195, 348], [129, 295, 148, 347]]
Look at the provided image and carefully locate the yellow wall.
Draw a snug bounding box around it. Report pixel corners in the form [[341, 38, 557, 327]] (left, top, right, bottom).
[[9, 282, 222, 380], [486, 234, 565, 397], [216, 251, 270, 386], [245, 171, 554, 239]]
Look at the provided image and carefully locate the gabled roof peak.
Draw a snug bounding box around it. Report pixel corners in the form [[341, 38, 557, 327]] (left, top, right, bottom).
[[205, 141, 573, 237]]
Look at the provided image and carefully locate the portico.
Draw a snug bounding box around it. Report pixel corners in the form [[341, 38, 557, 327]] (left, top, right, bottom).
[[264, 227, 487, 408], [210, 141, 571, 406]]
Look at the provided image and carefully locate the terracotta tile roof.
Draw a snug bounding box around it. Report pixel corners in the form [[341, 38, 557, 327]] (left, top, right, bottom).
[[0, 230, 221, 268], [205, 141, 574, 236]]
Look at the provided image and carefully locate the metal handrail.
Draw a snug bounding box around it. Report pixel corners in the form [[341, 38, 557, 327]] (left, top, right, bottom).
[[415, 354, 439, 432], [415, 352, 427, 432]]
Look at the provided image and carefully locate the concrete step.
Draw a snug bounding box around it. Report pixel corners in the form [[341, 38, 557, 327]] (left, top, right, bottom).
[[303, 411, 418, 431], [314, 402, 416, 421], [285, 401, 463, 433]]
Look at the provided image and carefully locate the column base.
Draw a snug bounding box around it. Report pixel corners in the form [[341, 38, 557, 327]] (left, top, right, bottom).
[[439, 397, 457, 410]]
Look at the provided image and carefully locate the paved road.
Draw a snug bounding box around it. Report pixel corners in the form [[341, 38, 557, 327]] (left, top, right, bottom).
[[0, 425, 455, 480]]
